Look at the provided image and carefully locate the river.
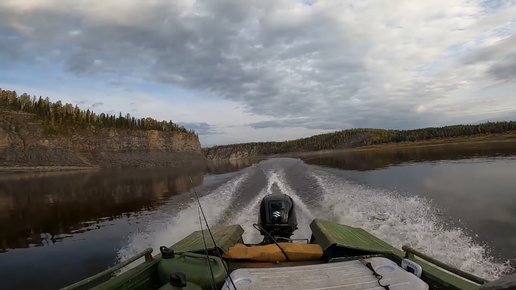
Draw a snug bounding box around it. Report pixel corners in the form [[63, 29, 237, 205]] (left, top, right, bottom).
[[0, 140, 515, 290]]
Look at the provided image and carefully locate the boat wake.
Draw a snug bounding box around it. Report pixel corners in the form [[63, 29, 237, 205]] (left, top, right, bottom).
[[309, 169, 514, 281], [116, 158, 513, 280], [116, 171, 250, 273], [217, 166, 315, 243]]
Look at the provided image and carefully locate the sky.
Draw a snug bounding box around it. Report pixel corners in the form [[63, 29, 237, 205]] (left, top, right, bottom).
[[0, 0, 515, 147]]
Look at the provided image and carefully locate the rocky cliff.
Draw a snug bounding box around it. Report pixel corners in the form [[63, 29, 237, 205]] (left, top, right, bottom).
[[202, 146, 262, 161], [0, 110, 206, 168]]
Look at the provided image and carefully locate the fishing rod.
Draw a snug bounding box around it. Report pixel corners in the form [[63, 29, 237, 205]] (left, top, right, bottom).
[[187, 175, 238, 290], [197, 204, 216, 290]]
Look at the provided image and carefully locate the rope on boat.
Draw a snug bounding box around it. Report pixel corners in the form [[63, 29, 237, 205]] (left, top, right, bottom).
[[252, 223, 292, 262], [359, 257, 391, 290]]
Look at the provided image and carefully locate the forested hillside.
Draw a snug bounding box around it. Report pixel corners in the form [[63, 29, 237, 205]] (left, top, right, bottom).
[[203, 121, 516, 160]]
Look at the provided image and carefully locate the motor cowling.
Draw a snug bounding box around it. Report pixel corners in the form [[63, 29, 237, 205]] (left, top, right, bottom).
[[258, 193, 298, 244]]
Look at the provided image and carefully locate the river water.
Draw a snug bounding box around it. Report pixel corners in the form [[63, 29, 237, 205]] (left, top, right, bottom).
[[1, 141, 516, 290]]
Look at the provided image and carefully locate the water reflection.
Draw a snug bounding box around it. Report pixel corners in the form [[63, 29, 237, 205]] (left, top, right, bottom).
[[0, 159, 257, 253], [205, 157, 263, 174], [302, 140, 516, 171]]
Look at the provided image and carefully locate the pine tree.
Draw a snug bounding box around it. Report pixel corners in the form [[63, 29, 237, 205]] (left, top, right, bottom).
[[0, 89, 194, 135]]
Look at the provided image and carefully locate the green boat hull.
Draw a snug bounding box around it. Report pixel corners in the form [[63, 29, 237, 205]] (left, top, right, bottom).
[[63, 219, 505, 290]]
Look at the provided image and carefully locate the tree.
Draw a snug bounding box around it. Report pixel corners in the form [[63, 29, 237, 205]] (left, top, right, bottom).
[[0, 88, 195, 135]]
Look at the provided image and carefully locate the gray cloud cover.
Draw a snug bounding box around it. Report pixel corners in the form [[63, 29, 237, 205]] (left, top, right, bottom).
[[463, 35, 516, 81], [1, 0, 515, 139], [178, 122, 221, 136]]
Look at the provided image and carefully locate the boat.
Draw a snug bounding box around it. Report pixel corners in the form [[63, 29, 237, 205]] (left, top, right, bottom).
[[60, 193, 514, 290]]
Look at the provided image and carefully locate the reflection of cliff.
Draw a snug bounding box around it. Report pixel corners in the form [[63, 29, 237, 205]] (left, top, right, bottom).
[[205, 158, 260, 174], [302, 141, 516, 171], [0, 167, 205, 252]]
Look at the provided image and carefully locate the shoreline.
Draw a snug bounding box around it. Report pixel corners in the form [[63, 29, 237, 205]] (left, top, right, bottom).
[[3, 133, 516, 171], [279, 132, 516, 158], [0, 166, 100, 174]]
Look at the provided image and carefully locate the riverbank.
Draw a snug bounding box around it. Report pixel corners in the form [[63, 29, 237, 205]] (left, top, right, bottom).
[[4, 133, 516, 172], [0, 166, 100, 173], [287, 132, 516, 158], [350, 131, 516, 150]]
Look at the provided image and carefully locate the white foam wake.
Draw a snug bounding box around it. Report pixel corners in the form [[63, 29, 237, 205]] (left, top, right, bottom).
[[215, 166, 315, 243], [265, 168, 314, 241], [115, 160, 513, 281], [115, 172, 250, 269], [309, 169, 513, 281]]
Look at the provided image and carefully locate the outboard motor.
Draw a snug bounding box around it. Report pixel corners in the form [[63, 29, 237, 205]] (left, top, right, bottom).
[[257, 193, 298, 244]]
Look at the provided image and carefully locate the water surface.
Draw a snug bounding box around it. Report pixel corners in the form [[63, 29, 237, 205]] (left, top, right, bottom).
[[302, 140, 516, 263], [0, 159, 255, 290], [1, 141, 516, 290]]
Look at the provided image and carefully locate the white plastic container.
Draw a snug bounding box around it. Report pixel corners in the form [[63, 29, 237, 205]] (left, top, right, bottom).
[[402, 258, 423, 278], [221, 257, 429, 290]]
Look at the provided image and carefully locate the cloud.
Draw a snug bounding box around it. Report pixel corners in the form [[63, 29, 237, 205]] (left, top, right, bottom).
[[475, 109, 516, 123], [177, 122, 221, 136], [463, 35, 516, 81], [0, 0, 515, 145], [91, 102, 103, 107], [249, 118, 345, 130], [107, 79, 128, 88]]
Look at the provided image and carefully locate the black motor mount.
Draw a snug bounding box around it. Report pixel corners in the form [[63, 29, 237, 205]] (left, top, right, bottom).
[[257, 193, 298, 244]]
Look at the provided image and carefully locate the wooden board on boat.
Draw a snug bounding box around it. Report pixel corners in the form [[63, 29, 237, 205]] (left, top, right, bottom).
[[171, 224, 244, 254], [310, 218, 403, 255]]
